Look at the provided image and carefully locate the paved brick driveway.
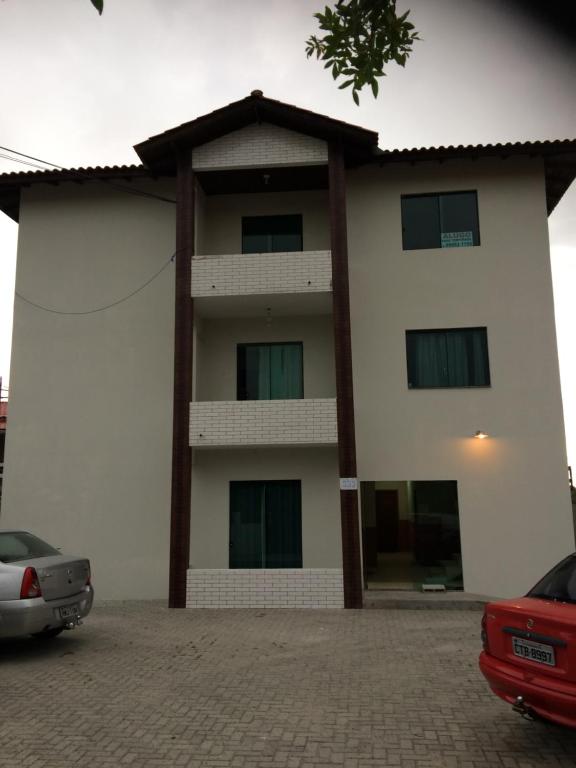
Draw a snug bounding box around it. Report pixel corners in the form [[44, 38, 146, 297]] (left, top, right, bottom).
[[1, 603, 576, 767]]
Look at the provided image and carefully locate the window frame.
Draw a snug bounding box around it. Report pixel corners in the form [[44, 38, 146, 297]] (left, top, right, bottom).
[[241, 214, 304, 254], [229, 480, 303, 569], [401, 190, 480, 251], [237, 341, 304, 401], [405, 326, 491, 389]]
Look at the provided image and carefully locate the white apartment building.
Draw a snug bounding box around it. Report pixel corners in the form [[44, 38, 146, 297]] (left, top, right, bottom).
[[1, 91, 575, 607]]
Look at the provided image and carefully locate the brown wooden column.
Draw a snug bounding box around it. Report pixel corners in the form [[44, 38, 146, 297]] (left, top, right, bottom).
[[328, 141, 363, 609], [169, 148, 195, 608]]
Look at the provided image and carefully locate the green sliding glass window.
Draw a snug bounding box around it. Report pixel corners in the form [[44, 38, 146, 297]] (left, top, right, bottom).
[[242, 214, 303, 254], [406, 328, 490, 388], [229, 481, 302, 569], [401, 191, 480, 250], [237, 343, 303, 400]]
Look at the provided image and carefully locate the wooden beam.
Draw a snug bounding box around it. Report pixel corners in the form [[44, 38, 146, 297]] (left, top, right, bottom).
[[328, 141, 363, 610], [168, 149, 194, 608]]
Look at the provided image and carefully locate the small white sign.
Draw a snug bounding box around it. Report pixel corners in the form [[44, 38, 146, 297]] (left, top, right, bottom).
[[339, 477, 358, 491], [441, 230, 474, 248]]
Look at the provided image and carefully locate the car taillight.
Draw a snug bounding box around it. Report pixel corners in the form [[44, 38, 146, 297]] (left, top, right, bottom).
[[85, 568, 91, 587], [481, 611, 489, 652], [20, 567, 42, 599]]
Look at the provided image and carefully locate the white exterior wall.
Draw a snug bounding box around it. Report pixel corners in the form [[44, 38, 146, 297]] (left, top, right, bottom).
[[187, 447, 344, 608], [196, 315, 335, 401], [3, 126, 572, 607], [1, 181, 176, 599], [347, 157, 574, 598], [198, 190, 330, 256], [189, 447, 341, 571], [192, 123, 328, 170]]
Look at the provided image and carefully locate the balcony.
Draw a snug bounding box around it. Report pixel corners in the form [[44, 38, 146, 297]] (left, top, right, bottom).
[[189, 399, 337, 448], [191, 250, 332, 317]]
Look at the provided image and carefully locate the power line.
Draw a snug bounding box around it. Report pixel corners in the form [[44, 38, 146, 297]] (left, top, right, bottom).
[[15, 251, 177, 316], [0, 145, 63, 169], [2, 145, 182, 313], [106, 181, 177, 205], [0, 153, 54, 172], [0, 144, 177, 204]]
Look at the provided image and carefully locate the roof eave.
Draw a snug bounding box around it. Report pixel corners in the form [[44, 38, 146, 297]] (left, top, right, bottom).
[[134, 94, 378, 172], [372, 141, 576, 216], [0, 165, 158, 222]]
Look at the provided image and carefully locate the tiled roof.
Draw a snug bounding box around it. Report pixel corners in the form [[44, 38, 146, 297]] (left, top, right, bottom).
[[140, 91, 378, 147], [0, 100, 574, 218], [372, 138, 576, 215], [0, 163, 149, 184], [0, 164, 157, 221], [134, 91, 379, 171], [375, 137, 576, 160]]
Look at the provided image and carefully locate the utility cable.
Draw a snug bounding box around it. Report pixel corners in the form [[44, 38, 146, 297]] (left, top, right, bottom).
[[0, 145, 62, 169], [0, 153, 54, 172], [0, 144, 177, 204], [15, 250, 178, 316]]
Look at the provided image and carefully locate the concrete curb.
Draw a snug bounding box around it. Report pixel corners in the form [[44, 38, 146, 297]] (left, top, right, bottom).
[[364, 590, 493, 610]]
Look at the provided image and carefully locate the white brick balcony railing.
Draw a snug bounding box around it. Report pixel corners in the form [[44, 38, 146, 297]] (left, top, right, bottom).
[[191, 250, 331, 298], [187, 569, 344, 609], [189, 399, 337, 447]]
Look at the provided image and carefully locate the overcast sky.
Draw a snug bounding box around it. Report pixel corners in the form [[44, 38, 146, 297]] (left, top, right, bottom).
[[0, 0, 575, 464]]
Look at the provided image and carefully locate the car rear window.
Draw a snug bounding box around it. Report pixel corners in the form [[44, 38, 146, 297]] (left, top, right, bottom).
[[0, 532, 60, 563], [528, 554, 576, 605]]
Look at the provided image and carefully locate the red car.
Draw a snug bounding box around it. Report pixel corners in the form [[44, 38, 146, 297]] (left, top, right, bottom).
[[479, 554, 576, 728]]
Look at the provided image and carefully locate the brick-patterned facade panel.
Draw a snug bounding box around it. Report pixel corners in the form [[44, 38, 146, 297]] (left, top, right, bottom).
[[186, 568, 344, 608], [191, 123, 328, 170], [191, 250, 332, 297], [189, 399, 337, 447]]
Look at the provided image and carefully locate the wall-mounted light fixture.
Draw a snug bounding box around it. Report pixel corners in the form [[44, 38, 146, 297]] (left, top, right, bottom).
[[474, 430, 489, 439]]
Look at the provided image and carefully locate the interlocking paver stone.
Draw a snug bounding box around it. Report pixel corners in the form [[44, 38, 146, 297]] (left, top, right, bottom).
[[1, 603, 576, 767]]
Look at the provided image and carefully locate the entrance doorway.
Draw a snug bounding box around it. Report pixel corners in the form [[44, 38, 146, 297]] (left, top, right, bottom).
[[361, 480, 463, 590]]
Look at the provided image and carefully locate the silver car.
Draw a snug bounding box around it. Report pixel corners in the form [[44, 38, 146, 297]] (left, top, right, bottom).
[[0, 530, 94, 640]]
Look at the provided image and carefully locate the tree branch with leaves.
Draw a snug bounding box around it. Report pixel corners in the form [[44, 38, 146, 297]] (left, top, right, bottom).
[[306, 0, 419, 104], [89, 0, 419, 105]]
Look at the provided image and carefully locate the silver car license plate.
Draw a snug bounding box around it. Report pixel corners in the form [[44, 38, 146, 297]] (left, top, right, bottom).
[[59, 604, 79, 620], [512, 637, 555, 666]]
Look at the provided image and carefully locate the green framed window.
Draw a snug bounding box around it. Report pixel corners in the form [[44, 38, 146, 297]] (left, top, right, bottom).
[[237, 342, 303, 400], [229, 480, 302, 569], [401, 191, 480, 250], [406, 327, 490, 388], [242, 214, 303, 254]]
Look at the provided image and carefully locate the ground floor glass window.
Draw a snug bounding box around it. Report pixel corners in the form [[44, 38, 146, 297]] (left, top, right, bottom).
[[360, 480, 462, 590], [229, 480, 302, 568]]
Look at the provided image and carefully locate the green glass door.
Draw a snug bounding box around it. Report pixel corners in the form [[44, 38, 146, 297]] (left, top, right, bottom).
[[229, 480, 302, 568], [237, 343, 303, 400]]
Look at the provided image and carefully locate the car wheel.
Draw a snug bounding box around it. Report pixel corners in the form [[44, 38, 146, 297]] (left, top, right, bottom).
[[31, 627, 65, 640]]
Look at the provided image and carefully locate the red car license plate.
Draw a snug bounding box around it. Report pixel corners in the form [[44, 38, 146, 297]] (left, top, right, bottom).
[[512, 637, 555, 666]]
